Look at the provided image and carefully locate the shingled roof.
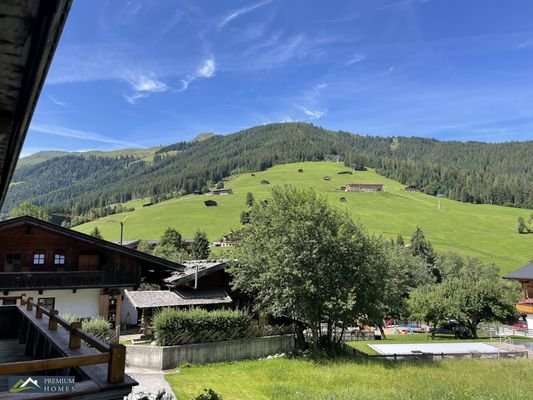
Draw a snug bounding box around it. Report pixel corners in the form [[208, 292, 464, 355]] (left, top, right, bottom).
[[124, 288, 232, 309], [504, 262, 533, 280]]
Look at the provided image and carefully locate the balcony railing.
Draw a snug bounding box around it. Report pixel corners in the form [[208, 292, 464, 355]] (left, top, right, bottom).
[[0, 270, 137, 290], [0, 296, 136, 398]]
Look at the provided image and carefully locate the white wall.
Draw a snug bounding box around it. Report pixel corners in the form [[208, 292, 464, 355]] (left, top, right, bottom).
[[121, 289, 138, 327], [9, 289, 100, 319]]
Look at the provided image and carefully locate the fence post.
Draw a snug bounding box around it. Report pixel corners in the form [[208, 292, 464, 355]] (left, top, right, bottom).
[[394, 353, 397, 361], [107, 344, 126, 384], [48, 310, 58, 330], [35, 304, 43, 319], [69, 321, 82, 349], [20, 295, 26, 306], [26, 297, 33, 311]]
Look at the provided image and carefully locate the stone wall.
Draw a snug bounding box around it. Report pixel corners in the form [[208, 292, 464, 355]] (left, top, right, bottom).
[[126, 334, 294, 370]]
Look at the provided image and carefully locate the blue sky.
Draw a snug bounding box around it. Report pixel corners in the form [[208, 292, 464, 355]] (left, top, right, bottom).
[[22, 0, 533, 156]]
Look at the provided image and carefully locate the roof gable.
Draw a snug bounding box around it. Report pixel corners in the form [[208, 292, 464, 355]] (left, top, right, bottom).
[[0, 216, 185, 271]]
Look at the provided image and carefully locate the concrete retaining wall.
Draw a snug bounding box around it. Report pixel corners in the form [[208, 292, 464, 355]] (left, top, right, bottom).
[[126, 334, 294, 370]]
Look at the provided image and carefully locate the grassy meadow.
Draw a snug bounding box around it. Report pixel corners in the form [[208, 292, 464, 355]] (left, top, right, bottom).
[[166, 357, 533, 400], [75, 161, 533, 274]]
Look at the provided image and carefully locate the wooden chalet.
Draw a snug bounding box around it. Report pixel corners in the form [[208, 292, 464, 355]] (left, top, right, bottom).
[[0, 216, 184, 328], [344, 183, 384, 192], [504, 262, 533, 329], [204, 199, 218, 207], [405, 185, 419, 192]]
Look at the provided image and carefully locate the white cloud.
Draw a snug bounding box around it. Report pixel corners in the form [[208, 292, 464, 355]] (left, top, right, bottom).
[[48, 96, 67, 107], [300, 107, 326, 119], [345, 53, 367, 65], [29, 124, 142, 148], [196, 58, 216, 78], [123, 72, 169, 103], [178, 57, 217, 92], [219, 0, 272, 30]]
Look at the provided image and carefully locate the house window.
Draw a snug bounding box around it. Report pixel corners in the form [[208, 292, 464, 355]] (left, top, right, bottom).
[[5, 253, 21, 272], [38, 298, 55, 311], [33, 253, 45, 265], [54, 252, 66, 265]]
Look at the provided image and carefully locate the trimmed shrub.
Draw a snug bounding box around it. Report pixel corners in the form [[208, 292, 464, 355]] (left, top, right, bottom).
[[152, 308, 249, 346]]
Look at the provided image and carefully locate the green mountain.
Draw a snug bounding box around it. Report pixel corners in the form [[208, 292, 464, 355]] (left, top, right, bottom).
[[4, 122, 533, 217], [75, 161, 533, 274], [17, 151, 70, 166]]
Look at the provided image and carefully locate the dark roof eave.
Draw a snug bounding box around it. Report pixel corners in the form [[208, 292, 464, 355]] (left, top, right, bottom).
[[0, 0, 73, 207]]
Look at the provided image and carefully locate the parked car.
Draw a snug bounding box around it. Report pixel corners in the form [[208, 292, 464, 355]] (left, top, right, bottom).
[[510, 320, 527, 329]]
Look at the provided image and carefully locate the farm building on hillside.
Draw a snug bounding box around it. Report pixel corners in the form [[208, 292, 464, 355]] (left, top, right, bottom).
[[323, 176, 331, 180], [204, 200, 218, 207], [207, 188, 233, 195], [405, 185, 419, 192], [344, 183, 384, 192]]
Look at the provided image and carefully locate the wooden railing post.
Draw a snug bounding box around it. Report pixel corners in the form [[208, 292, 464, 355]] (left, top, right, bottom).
[[20, 294, 26, 305], [48, 310, 58, 330], [26, 297, 33, 311], [69, 322, 82, 349], [107, 344, 126, 384], [36, 304, 43, 319]]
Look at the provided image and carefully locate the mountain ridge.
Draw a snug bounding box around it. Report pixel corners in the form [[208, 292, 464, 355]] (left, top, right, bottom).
[[4, 122, 533, 216]]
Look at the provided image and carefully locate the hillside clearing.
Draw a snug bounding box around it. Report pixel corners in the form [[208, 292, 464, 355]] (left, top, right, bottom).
[[75, 161, 533, 274]]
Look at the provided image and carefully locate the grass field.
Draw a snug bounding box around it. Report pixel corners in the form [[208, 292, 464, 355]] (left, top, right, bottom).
[[75, 161, 533, 274], [165, 356, 533, 399]]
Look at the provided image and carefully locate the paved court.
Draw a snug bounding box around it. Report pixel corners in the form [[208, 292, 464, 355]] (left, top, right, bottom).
[[369, 342, 502, 355]]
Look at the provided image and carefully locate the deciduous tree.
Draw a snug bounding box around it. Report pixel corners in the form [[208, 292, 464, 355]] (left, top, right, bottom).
[[9, 201, 51, 221], [231, 186, 384, 349]]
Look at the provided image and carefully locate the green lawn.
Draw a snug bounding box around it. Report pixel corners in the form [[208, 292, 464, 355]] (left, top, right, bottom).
[[165, 357, 533, 400], [75, 161, 533, 274], [347, 333, 533, 355]]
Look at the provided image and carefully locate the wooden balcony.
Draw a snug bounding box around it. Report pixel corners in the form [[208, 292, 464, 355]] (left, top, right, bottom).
[[517, 303, 533, 314], [0, 270, 138, 290], [0, 296, 137, 398]]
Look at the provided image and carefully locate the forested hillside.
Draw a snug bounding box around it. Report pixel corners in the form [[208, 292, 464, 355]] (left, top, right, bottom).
[[4, 123, 532, 218]]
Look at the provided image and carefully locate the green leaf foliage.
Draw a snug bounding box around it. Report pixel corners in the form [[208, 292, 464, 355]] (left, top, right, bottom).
[[9, 201, 51, 221], [192, 230, 210, 259], [230, 185, 389, 348], [152, 308, 249, 346], [408, 254, 521, 338]]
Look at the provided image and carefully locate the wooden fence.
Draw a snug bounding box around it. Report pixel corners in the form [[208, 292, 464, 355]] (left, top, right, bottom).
[[0, 295, 126, 384]]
